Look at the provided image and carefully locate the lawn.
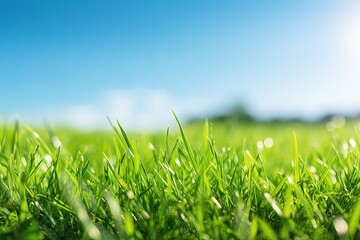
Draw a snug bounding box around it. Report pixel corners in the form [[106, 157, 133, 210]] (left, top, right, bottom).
[[0, 115, 359, 239]]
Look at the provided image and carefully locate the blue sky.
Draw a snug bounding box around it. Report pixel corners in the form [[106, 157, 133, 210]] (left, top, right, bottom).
[[1, 1, 360, 130]]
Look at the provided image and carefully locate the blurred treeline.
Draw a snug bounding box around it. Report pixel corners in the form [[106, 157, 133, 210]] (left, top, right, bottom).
[[187, 104, 360, 124]]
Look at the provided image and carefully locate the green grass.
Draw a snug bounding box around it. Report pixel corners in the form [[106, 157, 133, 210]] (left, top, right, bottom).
[[0, 117, 360, 239]]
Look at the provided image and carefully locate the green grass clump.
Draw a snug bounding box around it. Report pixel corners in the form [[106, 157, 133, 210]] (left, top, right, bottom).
[[0, 117, 360, 239]]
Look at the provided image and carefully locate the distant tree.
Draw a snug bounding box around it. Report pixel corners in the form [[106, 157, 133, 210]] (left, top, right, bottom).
[[211, 104, 254, 122]]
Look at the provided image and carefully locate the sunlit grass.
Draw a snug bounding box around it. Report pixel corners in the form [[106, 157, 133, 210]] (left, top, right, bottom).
[[0, 116, 360, 239]]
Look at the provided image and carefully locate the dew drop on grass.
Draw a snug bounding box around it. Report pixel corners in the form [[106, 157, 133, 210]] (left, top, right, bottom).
[[127, 191, 135, 200], [234, 155, 239, 164], [21, 157, 27, 167], [349, 138, 356, 148], [175, 158, 181, 167], [326, 122, 336, 132], [331, 175, 337, 184], [326, 116, 346, 131], [257, 141, 264, 150], [309, 166, 317, 173], [52, 136, 62, 148], [167, 166, 175, 175], [40, 163, 48, 172], [180, 213, 187, 222], [316, 158, 327, 167], [131, 212, 138, 221], [203, 234, 210, 240], [335, 116, 346, 128], [148, 143, 155, 151], [142, 210, 150, 219], [33, 132, 40, 139], [264, 192, 283, 216], [88, 225, 101, 240], [314, 175, 319, 181], [107, 195, 121, 220], [333, 217, 348, 236], [330, 169, 337, 184], [311, 218, 318, 229], [287, 176, 294, 184], [44, 154, 52, 165], [264, 137, 273, 148], [211, 197, 222, 208]]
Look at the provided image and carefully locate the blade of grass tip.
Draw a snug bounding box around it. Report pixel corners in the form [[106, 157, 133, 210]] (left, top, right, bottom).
[[47, 147, 61, 194], [132, 142, 141, 174], [25, 125, 55, 160], [103, 153, 128, 191], [11, 120, 19, 156], [202, 119, 209, 150], [111, 137, 120, 160], [107, 117, 126, 152], [116, 120, 134, 153], [293, 132, 300, 183], [272, 176, 288, 196], [169, 138, 179, 161], [28, 145, 39, 173], [172, 111, 195, 163], [107, 117, 121, 139], [28, 156, 44, 179], [287, 176, 315, 221], [208, 138, 219, 165], [318, 148, 339, 186], [228, 163, 238, 189], [0, 134, 7, 161], [165, 127, 170, 155]]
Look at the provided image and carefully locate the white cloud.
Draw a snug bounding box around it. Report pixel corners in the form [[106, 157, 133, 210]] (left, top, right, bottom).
[[66, 105, 102, 128], [102, 89, 174, 130], [12, 89, 218, 131], [341, 8, 360, 56]]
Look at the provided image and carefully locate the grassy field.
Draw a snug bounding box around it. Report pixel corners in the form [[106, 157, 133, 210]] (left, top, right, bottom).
[[0, 115, 360, 239]]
